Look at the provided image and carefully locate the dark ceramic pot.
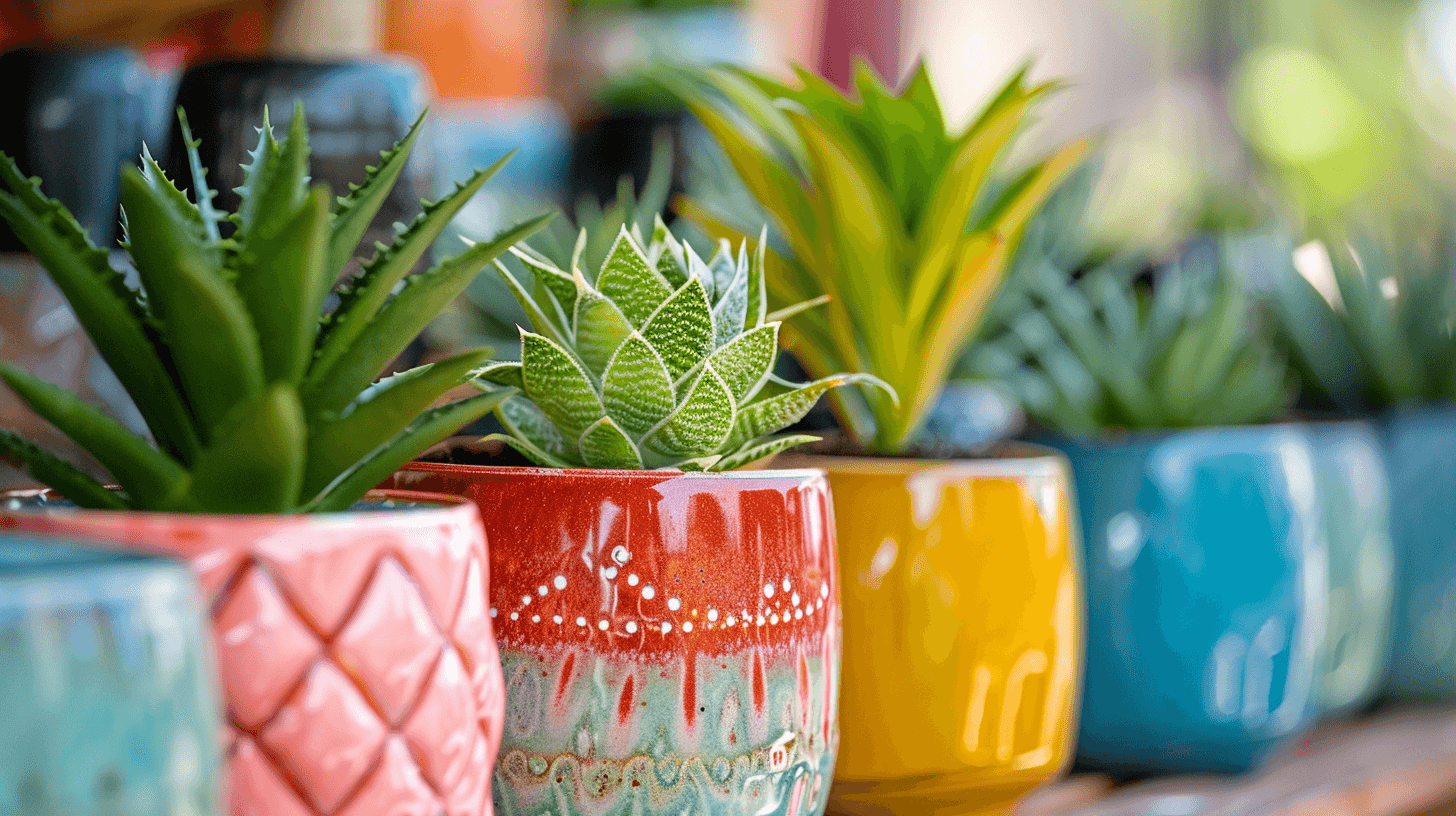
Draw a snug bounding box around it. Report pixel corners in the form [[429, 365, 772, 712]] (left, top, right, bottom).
[[1047, 425, 1328, 775], [1381, 403, 1456, 698], [165, 57, 430, 257], [0, 47, 156, 250], [389, 463, 840, 816], [0, 533, 222, 816]]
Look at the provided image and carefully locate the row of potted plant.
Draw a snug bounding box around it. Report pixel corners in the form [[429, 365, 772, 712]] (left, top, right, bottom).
[[1, 57, 1453, 816]]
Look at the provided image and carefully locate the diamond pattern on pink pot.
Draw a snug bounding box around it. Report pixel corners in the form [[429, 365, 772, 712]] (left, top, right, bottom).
[[213, 565, 322, 730], [0, 489, 504, 816], [334, 556, 447, 725], [261, 660, 390, 813], [337, 737, 443, 816], [229, 737, 316, 816]]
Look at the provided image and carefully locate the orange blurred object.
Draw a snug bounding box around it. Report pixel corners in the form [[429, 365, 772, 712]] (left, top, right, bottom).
[[385, 0, 552, 98]]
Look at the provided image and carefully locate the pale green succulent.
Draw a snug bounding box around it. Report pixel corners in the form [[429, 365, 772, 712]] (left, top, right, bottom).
[[473, 220, 886, 470], [966, 169, 1294, 435]]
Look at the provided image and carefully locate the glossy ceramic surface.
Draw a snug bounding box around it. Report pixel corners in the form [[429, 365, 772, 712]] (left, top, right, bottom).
[[1049, 427, 1328, 775], [0, 533, 222, 816], [388, 464, 840, 816], [1381, 404, 1456, 698], [1306, 421, 1394, 716], [781, 451, 1083, 816], [1, 489, 503, 816]]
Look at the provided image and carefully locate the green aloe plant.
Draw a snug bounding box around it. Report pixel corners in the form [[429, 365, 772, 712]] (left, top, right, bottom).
[[473, 220, 887, 469], [1259, 214, 1456, 412], [966, 172, 1294, 436], [661, 61, 1088, 453], [0, 106, 552, 512]]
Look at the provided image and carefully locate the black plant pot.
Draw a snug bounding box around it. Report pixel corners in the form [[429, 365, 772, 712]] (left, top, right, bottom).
[[0, 47, 156, 251], [164, 57, 431, 258]]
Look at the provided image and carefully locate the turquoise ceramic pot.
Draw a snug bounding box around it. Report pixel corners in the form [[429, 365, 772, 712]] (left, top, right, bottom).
[[1306, 421, 1394, 716], [0, 534, 222, 816], [1048, 425, 1328, 775], [1381, 403, 1456, 698]]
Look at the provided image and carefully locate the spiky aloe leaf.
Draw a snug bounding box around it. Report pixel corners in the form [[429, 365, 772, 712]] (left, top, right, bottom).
[[234, 185, 331, 385], [303, 212, 552, 416], [307, 390, 511, 512], [327, 110, 425, 278], [0, 363, 190, 509], [176, 109, 223, 242], [303, 348, 493, 496], [640, 364, 735, 461], [711, 433, 821, 471], [579, 416, 642, 468], [186, 384, 304, 513], [601, 333, 675, 436], [121, 165, 265, 438], [312, 151, 518, 380], [137, 144, 221, 266], [641, 276, 715, 378], [0, 429, 124, 509], [0, 159, 199, 463]]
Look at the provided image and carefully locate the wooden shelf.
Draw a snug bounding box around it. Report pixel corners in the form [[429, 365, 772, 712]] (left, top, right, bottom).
[[1018, 705, 1456, 816]]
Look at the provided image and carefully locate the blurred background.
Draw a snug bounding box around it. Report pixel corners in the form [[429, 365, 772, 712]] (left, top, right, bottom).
[[2, 0, 1455, 456]]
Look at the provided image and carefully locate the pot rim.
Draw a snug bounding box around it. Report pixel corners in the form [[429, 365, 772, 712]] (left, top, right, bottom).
[[1032, 420, 1318, 451], [401, 460, 828, 483], [0, 487, 476, 524], [778, 442, 1067, 479]]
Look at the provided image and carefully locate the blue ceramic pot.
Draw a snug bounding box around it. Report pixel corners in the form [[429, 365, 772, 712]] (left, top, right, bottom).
[[1381, 403, 1456, 698], [0, 533, 222, 816], [1047, 425, 1327, 775], [1305, 421, 1394, 716]]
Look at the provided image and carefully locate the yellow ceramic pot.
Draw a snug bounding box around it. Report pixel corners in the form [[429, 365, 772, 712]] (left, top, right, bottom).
[[783, 447, 1084, 816]]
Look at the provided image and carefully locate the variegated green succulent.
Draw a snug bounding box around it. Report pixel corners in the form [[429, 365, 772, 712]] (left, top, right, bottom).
[[473, 220, 887, 470]]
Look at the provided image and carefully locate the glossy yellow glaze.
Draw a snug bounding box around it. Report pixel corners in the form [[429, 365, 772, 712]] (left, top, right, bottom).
[[785, 451, 1084, 816]]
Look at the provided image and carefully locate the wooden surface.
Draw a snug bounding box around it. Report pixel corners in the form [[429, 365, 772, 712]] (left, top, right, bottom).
[[1016, 705, 1456, 816]]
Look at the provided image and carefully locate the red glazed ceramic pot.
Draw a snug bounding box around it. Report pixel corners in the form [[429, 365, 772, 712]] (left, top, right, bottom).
[[0, 488, 505, 816], [387, 464, 840, 816]]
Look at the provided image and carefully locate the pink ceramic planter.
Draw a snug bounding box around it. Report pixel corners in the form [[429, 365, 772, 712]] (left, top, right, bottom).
[[387, 463, 841, 816], [0, 488, 505, 816]]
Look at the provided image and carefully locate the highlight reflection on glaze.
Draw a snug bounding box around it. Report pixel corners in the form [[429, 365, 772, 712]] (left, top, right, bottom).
[[784, 452, 1083, 816]]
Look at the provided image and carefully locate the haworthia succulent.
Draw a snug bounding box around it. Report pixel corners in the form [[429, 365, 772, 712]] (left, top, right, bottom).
[[476, 223, 891, 470]]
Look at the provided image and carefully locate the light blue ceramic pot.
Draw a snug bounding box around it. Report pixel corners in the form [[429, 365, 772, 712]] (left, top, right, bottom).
[[1047, 425, 1328, 775], [0, 534, 222, 816], [1305, 421, 1394, 716], [1381, 403, 1456, 698]]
